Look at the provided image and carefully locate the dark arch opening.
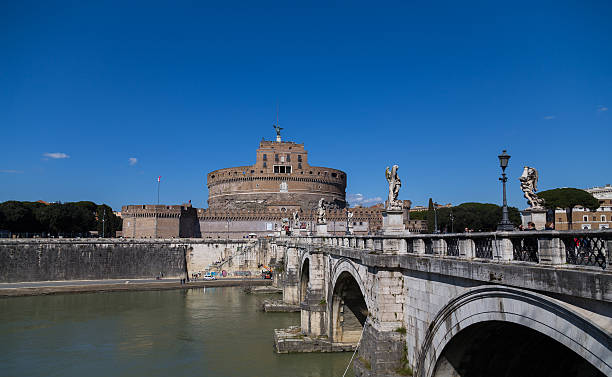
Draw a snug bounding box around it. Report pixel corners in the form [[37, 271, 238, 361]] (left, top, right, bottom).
[[300, 259, 309, 303], [331, 271, 367, 344], [433, 321, 605, 377]]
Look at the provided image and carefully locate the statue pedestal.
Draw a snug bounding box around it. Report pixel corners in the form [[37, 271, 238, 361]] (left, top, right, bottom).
[[521, 209, 547, 230], [315, 223, 328, 236], [382, 209, 408, 235]]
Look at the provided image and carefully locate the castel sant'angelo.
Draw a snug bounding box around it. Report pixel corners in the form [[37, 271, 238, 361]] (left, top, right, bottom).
[[207, 127, 347, 212], [122, 127, 420, 238]]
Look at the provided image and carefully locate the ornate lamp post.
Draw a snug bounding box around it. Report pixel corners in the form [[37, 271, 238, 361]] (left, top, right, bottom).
[[497, 150, 514, 231]]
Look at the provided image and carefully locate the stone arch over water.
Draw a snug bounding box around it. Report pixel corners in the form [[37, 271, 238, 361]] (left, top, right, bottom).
[[329, 261, 368, 344], [416, 286, 611, 377], [299, 257, 310, 303]]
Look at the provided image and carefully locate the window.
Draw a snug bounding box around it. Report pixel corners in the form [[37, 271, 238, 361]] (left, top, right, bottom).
[[298, 163, 302, 169], [331, 172, 337, 178], [275, 154, 279, 162], [263, 162, 267, 168], [583, 215, 588, 222], [601, 215, 606, 222], [287, 154, 291, 162], [298, 155, 302, 162], [273, 165, 292, 173], [263, 154, 267, 161], [558, 218, 562, 222]]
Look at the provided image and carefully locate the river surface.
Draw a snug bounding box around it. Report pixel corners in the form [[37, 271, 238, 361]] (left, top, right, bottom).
[[0, 287, 354, 377]]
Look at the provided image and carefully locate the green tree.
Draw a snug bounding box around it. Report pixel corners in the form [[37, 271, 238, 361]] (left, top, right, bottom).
[[0, 201, 43, 234], [1, 200, 121, 237], [96, 204, 121, 237], [433, 203, 520, 232], [409, 211, 426, 220], [539, 188, 600, 230], [426, 198, 435, 233]]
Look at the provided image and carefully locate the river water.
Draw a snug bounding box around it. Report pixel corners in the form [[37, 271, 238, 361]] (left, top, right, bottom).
[[0, 287, 354, 377]]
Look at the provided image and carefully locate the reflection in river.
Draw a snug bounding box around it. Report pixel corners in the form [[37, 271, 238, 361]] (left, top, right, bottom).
[[0, 287, 353, 377]]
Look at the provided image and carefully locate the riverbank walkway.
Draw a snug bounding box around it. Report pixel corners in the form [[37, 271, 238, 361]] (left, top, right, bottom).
[[0, 277, 272, 297]]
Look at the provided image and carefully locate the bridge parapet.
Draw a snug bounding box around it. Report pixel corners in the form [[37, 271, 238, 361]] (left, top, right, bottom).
[[282, 229, 612, 270], [272, 230, 612, 376]]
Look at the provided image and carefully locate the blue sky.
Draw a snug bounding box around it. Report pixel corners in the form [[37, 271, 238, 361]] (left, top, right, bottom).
[[1, 1, 610, 211]]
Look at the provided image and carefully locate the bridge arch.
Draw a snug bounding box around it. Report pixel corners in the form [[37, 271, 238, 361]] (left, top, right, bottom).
[[299, 255, 310, 303], [329, 259, 368, 344], [416, 286, 611, 377]]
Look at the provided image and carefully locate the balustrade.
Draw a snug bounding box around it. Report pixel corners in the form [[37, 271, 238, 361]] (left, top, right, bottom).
[[287, 229, 612, 269]]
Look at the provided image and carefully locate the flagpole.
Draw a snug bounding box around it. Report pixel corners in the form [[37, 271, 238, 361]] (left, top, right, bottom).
[[155, 176, 161, 239]]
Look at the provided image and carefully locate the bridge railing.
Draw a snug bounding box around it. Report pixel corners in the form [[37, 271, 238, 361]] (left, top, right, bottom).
[[281, 230, 612, 270]]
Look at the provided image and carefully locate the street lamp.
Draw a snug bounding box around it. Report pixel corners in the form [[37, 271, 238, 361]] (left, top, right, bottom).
[[449, 210, 455, 233], [497, 150, 514, 231]]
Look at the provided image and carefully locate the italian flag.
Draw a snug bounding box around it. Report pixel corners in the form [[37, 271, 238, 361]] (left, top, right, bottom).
[[158, 176, 161, 182]]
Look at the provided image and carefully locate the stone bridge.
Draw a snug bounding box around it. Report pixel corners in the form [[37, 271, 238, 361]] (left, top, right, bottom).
[[273, 230, 612, 377]]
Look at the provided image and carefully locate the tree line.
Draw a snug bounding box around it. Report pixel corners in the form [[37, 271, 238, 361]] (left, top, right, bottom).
[[412, 188, 600, 233], [410, 201, 521, 233], [0, 201, 122, 237]]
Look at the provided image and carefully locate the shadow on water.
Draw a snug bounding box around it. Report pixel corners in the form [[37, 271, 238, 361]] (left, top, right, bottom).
[[0, 287, 354, 377]]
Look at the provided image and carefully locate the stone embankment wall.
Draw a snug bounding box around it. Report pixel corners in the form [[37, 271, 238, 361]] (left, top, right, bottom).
[[186, 239, 279, 275], [0, 239, 277, 283], [0, 239, 189, 283]]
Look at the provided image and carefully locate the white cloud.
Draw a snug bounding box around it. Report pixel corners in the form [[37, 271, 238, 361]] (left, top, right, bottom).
[[128, 157, 138, 166], [347, 193, 383, 206], [597, 105, 608, 112], [543, 115, 556, 120], [348, 193, 364, 203], [43, 152, 69, 159], [0, 169, 23, 173]]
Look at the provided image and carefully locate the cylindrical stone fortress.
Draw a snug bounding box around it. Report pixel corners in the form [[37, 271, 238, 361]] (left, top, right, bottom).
[[207, 138, 347, 211]]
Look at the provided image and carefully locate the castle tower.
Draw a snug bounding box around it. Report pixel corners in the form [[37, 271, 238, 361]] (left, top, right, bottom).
[[206, 130, 347, 211]]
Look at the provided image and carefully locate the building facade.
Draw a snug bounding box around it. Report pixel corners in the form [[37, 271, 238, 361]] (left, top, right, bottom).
[[554, 184, 612, 230], [121, 204, 199, 238]]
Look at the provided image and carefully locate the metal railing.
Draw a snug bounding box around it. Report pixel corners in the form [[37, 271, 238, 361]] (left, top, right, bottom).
[[509, 235, 539, 263], [474, 236, 493, 259], [275, 229, 612, 270], [561, 234, 610, 269], [446, 237, 459, 257]]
